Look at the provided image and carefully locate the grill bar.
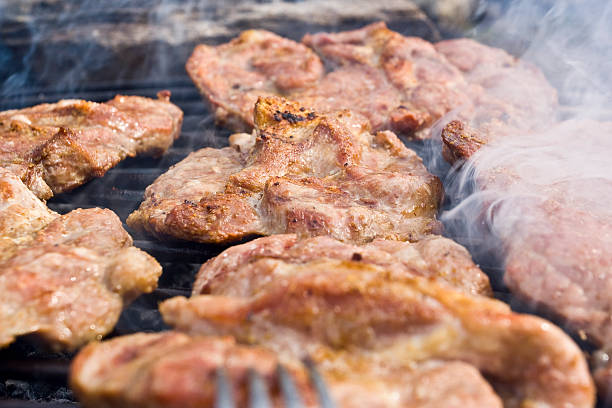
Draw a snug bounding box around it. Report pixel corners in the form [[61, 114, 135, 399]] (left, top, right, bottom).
[[248, 370, 272, 408], [277, 365, 303, 408]]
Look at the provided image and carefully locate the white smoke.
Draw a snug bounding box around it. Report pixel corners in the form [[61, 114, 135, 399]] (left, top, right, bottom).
[[439, 0, 612, 349]]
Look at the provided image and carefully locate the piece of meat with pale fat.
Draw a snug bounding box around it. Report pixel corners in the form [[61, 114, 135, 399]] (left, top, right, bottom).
[[0, 169, 161, 350], [70, 331, 503, 408], [192, 234, 491, 297], [161, 259, 594, 408], [187, 22, 555, 141], [128, 96, 443, 244], [0, 92, 183, 199]]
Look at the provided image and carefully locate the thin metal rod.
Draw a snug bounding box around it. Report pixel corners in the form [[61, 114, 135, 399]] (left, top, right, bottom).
[[215, 368, 236, 408], [277, 364, 303, 408], [248, 369, 272, 408], [304, 359, 336, 408]]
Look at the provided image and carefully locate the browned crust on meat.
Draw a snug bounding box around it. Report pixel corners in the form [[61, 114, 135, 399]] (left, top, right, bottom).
[[164, 193, 262, 244], [128, 96, 443, 244], [441, 120, 488, 163]]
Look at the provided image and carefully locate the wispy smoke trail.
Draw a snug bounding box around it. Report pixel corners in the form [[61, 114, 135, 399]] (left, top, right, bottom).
[[439, 1, 612, 396]]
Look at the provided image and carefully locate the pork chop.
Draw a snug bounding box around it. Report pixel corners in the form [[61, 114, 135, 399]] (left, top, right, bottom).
[[0, 169, 162, 350], [186, 22, 556, 141], [192, 234, 491, 297], [70, 331, 503, 408], [161, 259, 594, 408], [0, 91, 183, 199], [127, 96, 443, 244]]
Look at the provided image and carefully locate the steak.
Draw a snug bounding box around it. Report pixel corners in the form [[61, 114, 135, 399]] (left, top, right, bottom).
[[0, 92, 183, 199], [0, 169, 162, 350], [161, 259, 594, 408], [192, 234, 492, 297], [70, 331, 503, 408], [187, 22, 556, 141], [128, 96, 443, 244]]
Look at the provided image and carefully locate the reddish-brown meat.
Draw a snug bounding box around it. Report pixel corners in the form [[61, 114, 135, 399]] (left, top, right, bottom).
[[128, 96, 443, 244], [161, 259, 594, 408], [0, 92, 183, 199], [70, 331, 503, 408], [0, 169, 161, 350], [186, 22, 556, 141], [446, 119, 612, 399], [192, 234, 492, 297]]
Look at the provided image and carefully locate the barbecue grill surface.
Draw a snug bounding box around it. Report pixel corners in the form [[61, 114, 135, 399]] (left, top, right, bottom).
[[0, 2, 446, 404], [1, 1, 600, 407]]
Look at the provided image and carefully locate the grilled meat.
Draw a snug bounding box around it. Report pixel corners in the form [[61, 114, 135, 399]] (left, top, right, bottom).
[[185, 29, 323, 132], [506, 191, 612, 399], [128, 96, 443, 244], [456, 119, 612, 398], [70, 332, 318, 408], [0, 168, 58, 262], [187, 22, 555, 141], [70, 331, 503, 408], [192, 234, 492, 297], [0, 92, 183, 199], [161, 259, 594, 408], [437, 37, 559, 163], [0, 169, 161, 350]]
